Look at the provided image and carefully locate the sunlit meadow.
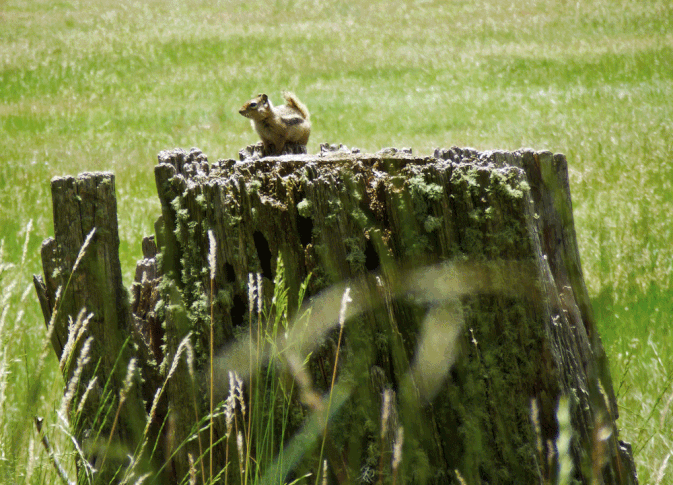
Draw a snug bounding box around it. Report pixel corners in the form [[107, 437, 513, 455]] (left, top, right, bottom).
[[1, 0, 671, 482]]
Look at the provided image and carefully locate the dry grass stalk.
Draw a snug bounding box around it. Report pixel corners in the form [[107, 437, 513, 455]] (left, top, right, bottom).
[[377, 388, 393, 485], [208, 230, 217, 281], [59, 335, 93, 418], [32, 226, 96, 415], [317, 286, 351, 484], [99, 357, 138, 474], [0, 296, 8, 338], [143, 333, 193, 440], [75, 376, 98, 417], [208, 229, 217, 484], [660, 387, 673, 428], [391, 426, 403, 485], [144, 387, 163, 438], [338, 287, 352, 331], [247, 271, 256, 459], [55, 410, 95, 482], [185, 339, 206, 485], [224, 371, 237, 485], [131, 472, 152, 485], [49, 228, 97, 411], [34, 416, 74, 485], [235, 373, 250, 484], [235, 373, 246, 421], [188, 453, 198, 485], [245, 271, 261, 485], [236, 430, 245, 481], [126, 334, 197, 483], [25, 434, 37, 485], [71, 228, 96, 276], [0, 316, 9, 412], [381, 389, 392, 438], [256, 273, 263, 317], [655, 452, 671, 485], [530, 398, 544, 470], [20, 219, 33, 268], [248, 273, 256, 318], [34, 286, 62, 383], [59, 309, 93, 373], [285, 352, 321, 411]]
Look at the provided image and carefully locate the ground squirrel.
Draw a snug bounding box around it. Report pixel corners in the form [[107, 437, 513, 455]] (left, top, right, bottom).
[[239, 91, 311, 156]]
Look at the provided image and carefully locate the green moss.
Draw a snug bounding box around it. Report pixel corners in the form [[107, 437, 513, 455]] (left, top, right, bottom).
[[463, 227, 484, 255], [407, 173, 444, 223], [162, 188, 215, 352], [350, 207, 369, 228], [447, 165, 533, 258], [406, 438, 432, 483], [450, 166, 481, 196], [325, 198, 343, 225], [297, 199, 312, 218], [391, 192, 431, 257], [408, 174, 443, 202], [434, 295, 543, 483], [423, 215, 443, 233], [344, 237, 366, 271], [216, 288, 233, 308], [491, 170, 529, 201], [247, 179, 262, 195]]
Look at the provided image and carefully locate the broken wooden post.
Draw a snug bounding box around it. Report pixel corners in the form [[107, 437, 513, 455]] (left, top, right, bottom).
[[33, 172, 159, 483], [35, 146, 638, 484]]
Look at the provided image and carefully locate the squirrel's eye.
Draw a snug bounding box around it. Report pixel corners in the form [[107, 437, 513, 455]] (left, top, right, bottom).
[[250, 102, 257, 108]]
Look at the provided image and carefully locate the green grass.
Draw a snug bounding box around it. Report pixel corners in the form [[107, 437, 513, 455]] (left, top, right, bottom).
[[1, 0, 672, 482]]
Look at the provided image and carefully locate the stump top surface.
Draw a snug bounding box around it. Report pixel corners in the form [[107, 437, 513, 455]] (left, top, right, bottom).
[[156, 146, 562, 186]]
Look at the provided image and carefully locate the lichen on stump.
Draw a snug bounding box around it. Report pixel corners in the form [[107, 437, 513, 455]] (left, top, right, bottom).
[[35, 146, 637, 484]]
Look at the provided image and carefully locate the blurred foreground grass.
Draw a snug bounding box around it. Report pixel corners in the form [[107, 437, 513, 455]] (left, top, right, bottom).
[[1, 0, 672, 482]]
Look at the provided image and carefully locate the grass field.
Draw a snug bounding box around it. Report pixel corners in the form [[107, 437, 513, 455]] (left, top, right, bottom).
[[1, 0, 672, 482]]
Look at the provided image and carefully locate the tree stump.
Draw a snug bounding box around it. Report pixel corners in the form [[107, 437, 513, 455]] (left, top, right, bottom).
[[34, 146, 637, 485]]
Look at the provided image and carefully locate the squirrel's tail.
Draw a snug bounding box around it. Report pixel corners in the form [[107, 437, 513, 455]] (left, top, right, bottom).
[[282, 91, 310, 120]]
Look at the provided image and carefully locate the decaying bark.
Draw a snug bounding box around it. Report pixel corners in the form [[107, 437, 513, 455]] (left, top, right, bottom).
[[35, 146, 637, 485]]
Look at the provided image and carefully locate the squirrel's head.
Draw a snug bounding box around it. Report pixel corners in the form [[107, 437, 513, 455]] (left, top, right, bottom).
[[239, 93, 270, 118]]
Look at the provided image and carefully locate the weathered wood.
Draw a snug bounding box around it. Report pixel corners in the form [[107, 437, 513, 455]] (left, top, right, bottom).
[[34, 172, 156, 483], [148, 147, 636, 484], [36, 147, 638, 485]]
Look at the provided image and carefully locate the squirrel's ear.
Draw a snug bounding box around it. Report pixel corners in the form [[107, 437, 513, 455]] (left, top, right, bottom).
[[260, 94, 268, 102]]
